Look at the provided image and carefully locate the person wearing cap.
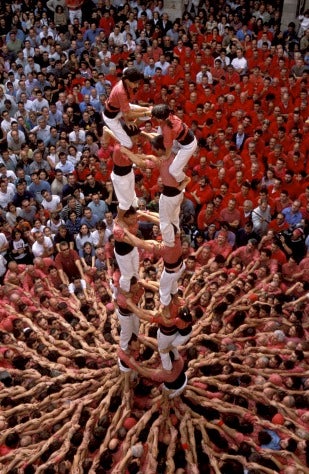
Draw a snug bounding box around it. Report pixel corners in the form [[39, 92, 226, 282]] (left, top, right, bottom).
[[102, 67, 152, 149]]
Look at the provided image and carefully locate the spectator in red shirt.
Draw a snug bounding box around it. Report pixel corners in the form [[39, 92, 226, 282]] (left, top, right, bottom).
[[187, 175, 214, 210], [55, 241, 85, 284], [220, 198, 241, 230], [268, 212, 290, 233]]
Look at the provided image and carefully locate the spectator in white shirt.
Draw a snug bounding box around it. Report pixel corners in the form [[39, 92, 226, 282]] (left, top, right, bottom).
[[31, 230, 54, 258], [231, 49, 248, 75], [24, 57, 41, 75], [109, 25, 125, 47], [55, 152, 75, 176], [68, 124, 86, 153], [41, 189, 62, 213], [31, 90, 49, 115], [0, 110, 14, 133], [30, 117, 51, 146], [0, 179, 16, 210]]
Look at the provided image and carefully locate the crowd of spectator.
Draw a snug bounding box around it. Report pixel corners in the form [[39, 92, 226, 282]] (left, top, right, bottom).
[[0, 0, 308, 473]]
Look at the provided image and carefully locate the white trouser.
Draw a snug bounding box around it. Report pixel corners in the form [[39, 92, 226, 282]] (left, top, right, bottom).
[[103, 104, 151, 148], [114, 246, 139, 292], [169, 136, 198, 182], [159, 261, 185, 306], [159, 192, 183, 247], [111, 169, 138, 211], [117, 309, 140, 351], [157, 328, 192, 370], [69, 9, 82, 24]]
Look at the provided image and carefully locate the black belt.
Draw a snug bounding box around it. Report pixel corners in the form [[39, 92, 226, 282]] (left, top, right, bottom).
[[178, 129, 195, 146], [159, 325, 177, 335], [162, 185, 181, 197], [165, 267, 181, 274], [115, 240, 134, 255], [113, 164, 132, 176], [118, 306, 131, 316], [176, 123, 187, 141], [164, 256, 183, 271], [178, 326, 192, 336], [104, 108, 119, 119]]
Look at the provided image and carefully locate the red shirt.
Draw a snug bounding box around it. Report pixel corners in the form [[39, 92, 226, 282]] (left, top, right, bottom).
[[105, 80, 131, 115], [153, 153, 178, 188], [161, 114, 188, 150], [197, 208, 220, 230], [55, 249, 81, 279], [99, 16, 115, 36], [154, 234, 182, 268], [208, 239, 232, 259], [112, 143, 131, 167]]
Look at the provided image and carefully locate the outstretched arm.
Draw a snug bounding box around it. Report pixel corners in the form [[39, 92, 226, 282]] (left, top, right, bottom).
[[122, 227, 159, 251], [118, 145, 158, 168], [120, 145, 160, 166]]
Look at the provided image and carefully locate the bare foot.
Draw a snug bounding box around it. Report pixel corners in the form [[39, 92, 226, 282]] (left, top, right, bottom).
[[177, 176, 191, 191]]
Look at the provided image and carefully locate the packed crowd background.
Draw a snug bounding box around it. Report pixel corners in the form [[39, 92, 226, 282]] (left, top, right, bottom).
[[0, 0, 308, 473]]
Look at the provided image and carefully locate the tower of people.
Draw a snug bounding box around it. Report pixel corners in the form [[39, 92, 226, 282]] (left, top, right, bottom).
[[102, 66, 197, 399], [0, 2, 308, 473]]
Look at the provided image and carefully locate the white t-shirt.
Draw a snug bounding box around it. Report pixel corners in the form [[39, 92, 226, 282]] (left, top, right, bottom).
[[68, 278, 86, 294], [231, 56, 248, 71], [41, 195, 61, 212], [0, 254, 6, 276], [0, 183, 16, 210], [31, 236, 53, 257], [0, 233, 8, 256]]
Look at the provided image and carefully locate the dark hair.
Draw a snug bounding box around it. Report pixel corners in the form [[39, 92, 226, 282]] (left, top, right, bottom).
[[258, 430, 272, 445], [285, 438, 298, 452], [221, 460, 243, 474], [178, 306, 193, 323], [122, 66, 143, 82], [152, 104, 170, 121], [123, 206, 137, 218], [150, 134, 166, 152], [5, 432, 20, 448]]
